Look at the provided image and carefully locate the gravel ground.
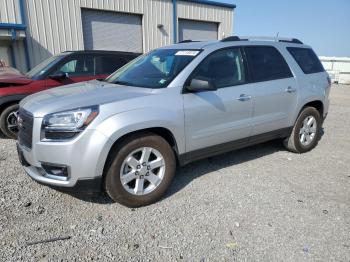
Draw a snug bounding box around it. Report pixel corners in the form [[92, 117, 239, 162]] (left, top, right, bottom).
[[1, 85, 349, 261]]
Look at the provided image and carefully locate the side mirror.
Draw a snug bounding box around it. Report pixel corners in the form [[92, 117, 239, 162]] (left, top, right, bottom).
[[49, 72, 68, 81], [186, 77, 216, 92]]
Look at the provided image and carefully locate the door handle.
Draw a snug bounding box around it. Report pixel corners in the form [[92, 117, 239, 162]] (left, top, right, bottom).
[[237, 94, 252, 101], [286, 86, 297, 93]]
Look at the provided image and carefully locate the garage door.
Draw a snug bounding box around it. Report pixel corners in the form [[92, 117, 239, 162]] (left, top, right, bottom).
[[178, 19, 218, 42], [81, 9, 143, 52]]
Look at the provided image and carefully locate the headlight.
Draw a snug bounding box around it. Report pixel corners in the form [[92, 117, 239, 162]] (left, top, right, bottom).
[[41, 106, 99, 140]]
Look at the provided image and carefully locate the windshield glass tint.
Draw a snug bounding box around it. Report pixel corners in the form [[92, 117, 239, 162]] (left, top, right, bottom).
[[26, 54, 65, 79], [106, 49, 201, 88]]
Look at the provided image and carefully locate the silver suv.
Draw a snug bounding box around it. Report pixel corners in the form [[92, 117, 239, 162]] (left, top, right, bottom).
[[17, 36, 331, 207]]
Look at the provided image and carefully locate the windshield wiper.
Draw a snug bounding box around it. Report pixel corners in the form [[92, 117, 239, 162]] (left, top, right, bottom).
[[114, 80, 134, 86]]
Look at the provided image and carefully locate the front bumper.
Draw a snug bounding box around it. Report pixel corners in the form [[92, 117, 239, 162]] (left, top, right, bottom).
[[17, 160, 102, 193], [16, 124, 111, 192], [35, 175, 102, 193]]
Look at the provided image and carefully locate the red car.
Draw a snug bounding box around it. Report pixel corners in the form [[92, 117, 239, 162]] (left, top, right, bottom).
[[0, 50, 140, 138]]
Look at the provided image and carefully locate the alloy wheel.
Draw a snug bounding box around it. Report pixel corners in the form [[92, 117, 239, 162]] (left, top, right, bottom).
[[299, 115, 317, 146], [120, 147, 165, 196], [6, 110, 19, 136]]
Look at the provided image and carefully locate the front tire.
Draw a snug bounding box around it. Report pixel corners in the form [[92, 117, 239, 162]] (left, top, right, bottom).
[[283, 106, 322, 153], [0, 104, 19, 139], [105, 132, 176, 207]]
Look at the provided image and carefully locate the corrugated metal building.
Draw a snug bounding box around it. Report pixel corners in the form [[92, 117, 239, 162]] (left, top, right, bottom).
[[0, 0, 235, 73]]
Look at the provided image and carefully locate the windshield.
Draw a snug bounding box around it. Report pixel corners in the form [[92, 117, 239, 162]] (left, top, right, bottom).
[[106, 49, 201, 88], [26, 54, 66, 79]]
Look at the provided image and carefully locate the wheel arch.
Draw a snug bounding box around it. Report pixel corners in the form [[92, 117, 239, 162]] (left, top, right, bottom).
[[0, 94, 27, 115], [293, 99, 324, 126], [101, 127, 180, 181], [302, 100, 324, 117]]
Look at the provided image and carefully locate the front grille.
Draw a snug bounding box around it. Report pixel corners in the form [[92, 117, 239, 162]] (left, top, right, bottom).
[[18, 108, 34, 149]]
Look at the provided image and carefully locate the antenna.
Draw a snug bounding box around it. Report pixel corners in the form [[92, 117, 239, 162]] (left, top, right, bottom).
[[275, 32, 279, 42]]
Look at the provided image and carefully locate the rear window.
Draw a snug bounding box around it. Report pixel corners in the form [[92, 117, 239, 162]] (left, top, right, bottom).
[[287, 47, 324, 74], [244, 46, 293, 82]]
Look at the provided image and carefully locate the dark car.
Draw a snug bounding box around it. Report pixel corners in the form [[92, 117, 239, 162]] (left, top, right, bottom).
[[0, 50, 140, 138]]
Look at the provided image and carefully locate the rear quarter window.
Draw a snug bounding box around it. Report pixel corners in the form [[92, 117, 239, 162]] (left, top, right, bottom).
[[287, 47, 325, 74], [244, 46, 293, 82]]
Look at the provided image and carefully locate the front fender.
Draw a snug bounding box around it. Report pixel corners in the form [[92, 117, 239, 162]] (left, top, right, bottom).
[[93, 108, 185, 177]]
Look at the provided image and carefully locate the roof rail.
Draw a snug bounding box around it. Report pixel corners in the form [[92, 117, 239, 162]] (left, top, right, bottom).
[[180, 36, 303, 44], [239, 36, 303, 44], [178, 40, 202, 43], [220, 36, 241, 42], [278, 38, 303, 44]]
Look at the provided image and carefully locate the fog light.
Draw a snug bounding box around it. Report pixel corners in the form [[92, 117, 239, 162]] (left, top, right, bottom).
[[41, 163, 69, 180]]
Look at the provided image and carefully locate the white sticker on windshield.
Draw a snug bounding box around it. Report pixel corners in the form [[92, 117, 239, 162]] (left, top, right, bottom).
[[175, 50, 200, 56]]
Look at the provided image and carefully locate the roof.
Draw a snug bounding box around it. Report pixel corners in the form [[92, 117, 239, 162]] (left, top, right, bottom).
[[182, 0, 236, 9], [163, 36, 308, 50], [62, 50, 141, 55], [162, 40, 219, 50]]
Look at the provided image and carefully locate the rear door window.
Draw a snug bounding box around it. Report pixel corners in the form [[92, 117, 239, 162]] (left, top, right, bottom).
[[244, 46, 293, 82], [94, 55, 129, 75], [287, 47, 324, 74]]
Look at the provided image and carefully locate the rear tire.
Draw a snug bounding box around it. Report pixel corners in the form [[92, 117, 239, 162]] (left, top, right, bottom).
[[283, 106, 321, 153], [0, 104, 19, 139], [105, 132, 176, 207]]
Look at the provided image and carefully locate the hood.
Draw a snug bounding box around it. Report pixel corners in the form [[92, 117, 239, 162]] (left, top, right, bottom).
[[20, 80, 153, 117], [0, 67, 32, 85]]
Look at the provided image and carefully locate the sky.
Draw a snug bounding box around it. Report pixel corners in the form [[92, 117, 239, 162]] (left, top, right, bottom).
[[212, 0, 350, 57]]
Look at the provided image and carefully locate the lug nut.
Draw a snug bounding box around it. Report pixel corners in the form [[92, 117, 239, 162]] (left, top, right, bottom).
[[146, 172, 149, 176], [142, 162, 147, 166], [147, 166, 151, 170], [135, 171, 139, 175], [137, 165, 141, 169]]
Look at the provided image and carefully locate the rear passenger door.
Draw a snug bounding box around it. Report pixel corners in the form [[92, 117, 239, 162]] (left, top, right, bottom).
[[244, 46, 298, 135]]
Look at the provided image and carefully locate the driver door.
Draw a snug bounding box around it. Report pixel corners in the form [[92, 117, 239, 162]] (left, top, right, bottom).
[[183, 47, 255, 153]]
